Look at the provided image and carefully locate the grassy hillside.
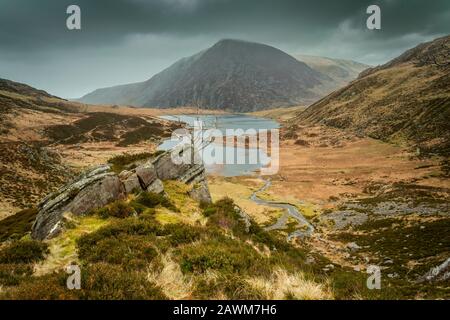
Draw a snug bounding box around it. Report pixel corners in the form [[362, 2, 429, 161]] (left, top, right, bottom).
[[292, 35, 450, 156], [249, 106, 306, 122], [0, 178, 447, 300], [0, 79, 181, 218]]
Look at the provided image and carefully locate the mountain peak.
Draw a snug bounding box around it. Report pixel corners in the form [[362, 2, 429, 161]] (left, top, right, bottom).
[[214, 38, 251, 45], [79, 39, 372, 112], [209, 38, 287, 55], [80, 39, 327, 111]]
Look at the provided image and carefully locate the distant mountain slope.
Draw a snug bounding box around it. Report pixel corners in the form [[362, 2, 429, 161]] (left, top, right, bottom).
[[0, 78, 81, 134], [0, 78, 84, 116], [292, 35, 450, 156], [0, 78, 57, 99], [80, 39, 334, 112], [295, 55, 370, 96]]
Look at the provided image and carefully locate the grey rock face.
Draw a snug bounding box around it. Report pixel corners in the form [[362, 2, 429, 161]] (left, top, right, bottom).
[[123, 174, 142, 194], [65, 175, 125, 216], [346, 242, 361, 252], [31, 165, 124, 240], [152, 150, 194, 181], [188, 180, 212, 204], [418, 258, 450, 283], [32, 149, 211, 240], [146, 179, 164, 194], [135, 163, 158, 188], [321, 210, 368, 230], [118, 170, 133, 180], [152, 147, 212, 203], [234, 205, 252, 233]]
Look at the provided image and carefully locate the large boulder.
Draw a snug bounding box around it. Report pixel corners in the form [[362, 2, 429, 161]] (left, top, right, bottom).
[[65, 175, 125, 215], [31, 148, 211, 240], [152, 147, 212, 203], [31, 165, 125, 240], [152, 150, 194, 181]]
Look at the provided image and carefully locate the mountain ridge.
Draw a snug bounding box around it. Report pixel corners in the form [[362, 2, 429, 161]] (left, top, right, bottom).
[[79, 39, 366, 112], [292, 35, 450, 156]]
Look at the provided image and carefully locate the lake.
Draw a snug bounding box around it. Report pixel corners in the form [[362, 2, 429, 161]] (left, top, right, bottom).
[[157, 114, 280, 177]]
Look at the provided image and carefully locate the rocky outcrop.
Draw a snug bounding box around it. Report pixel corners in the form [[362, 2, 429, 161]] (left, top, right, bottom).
[[31, 148, 212, 240], [417, 258, 450, 283], [32, 165, 125, 240], [152, 147, 212, 203]]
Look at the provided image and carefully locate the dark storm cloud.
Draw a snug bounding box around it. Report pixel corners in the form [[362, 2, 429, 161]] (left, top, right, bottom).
[[0, 0, 448, 97]]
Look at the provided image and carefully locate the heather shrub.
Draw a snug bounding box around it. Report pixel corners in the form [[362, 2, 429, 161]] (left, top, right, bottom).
[[78, 234, 158, 270], [0, 240, 49, 264], [135, 192, 177, 211], [178, 238, 267, 275], [164, 223, 203, 246], [3, 264, 167, 300], [0, 263, 33, 286]]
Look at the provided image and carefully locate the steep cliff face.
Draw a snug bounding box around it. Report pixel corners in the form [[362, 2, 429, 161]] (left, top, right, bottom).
[[31, 148, 211, 240]]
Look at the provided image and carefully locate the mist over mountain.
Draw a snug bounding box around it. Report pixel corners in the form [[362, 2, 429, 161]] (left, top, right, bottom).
[[294, 55, 370, 96], [79, 39, 365, 112]]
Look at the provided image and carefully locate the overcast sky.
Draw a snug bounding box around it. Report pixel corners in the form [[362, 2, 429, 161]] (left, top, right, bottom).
[[0, 0, 449, 98]]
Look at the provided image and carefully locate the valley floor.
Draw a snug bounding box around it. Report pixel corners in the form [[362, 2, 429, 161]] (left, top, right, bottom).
[[208, 124, 450, 298], [0, 104, 448, 299]]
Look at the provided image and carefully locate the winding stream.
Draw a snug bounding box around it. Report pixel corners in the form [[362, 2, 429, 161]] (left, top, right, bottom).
[[250, 179, 315, 240]]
